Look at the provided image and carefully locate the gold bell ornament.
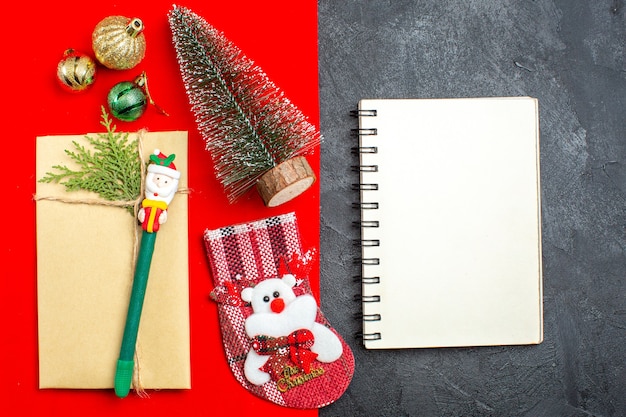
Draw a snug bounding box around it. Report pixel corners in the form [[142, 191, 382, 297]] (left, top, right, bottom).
[[92, 16, 146, 70]]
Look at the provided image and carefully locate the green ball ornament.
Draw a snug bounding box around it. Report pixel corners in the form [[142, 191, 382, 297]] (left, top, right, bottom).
[[107, 76, 148, 122], [107, 72, 169, 122]]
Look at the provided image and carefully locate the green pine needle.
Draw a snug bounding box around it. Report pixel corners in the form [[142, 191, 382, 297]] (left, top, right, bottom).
[[39, 107, 142, 214]]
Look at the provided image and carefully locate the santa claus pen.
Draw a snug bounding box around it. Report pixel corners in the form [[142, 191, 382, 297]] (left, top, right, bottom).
[[115, 149, 181, 398]]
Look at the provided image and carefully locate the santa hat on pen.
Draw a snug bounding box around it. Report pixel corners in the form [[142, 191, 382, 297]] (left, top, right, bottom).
[[148, 149, 181, 179]]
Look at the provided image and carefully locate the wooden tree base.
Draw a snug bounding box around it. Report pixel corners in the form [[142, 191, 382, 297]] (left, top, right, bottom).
[[256, 156, 316, 207]]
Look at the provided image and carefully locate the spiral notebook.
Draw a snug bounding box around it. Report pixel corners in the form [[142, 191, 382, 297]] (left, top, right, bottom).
[[353, 97, 543, 349]]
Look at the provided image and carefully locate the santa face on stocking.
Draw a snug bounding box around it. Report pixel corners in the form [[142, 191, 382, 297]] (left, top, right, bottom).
[[138, 149, 180, 233], [241, 274, 343, 387]]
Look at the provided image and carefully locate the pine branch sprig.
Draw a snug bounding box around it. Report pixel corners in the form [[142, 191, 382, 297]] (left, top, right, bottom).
[[39, 107, 142, 213], [168, 5, 321, 202]]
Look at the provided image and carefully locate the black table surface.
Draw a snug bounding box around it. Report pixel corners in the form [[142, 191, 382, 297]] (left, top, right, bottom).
[[317, 1, 625, 416]]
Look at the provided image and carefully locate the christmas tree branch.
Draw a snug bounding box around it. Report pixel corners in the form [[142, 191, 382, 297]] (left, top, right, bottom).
[[39, 107, 142, 214]]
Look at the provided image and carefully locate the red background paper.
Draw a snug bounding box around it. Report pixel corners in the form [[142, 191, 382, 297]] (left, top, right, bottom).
[[3, 1, 319, 416]]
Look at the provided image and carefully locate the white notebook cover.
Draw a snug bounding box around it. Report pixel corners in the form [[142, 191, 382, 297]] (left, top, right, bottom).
[[356, 97, 543, 349]]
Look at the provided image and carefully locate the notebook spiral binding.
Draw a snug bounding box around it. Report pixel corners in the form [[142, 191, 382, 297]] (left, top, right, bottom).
[[351, 107, 382, 343]]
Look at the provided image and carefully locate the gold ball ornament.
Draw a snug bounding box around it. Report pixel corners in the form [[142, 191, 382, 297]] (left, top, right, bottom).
[[56, 49, 96, 92], [92, 16, 146, 70]]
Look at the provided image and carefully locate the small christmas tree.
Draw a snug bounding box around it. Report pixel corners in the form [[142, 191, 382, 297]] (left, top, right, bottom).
[[168, 5, 321, 206]]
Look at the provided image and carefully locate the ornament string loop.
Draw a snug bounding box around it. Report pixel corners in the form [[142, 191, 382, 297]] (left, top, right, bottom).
[[134, 72, 170, 117]]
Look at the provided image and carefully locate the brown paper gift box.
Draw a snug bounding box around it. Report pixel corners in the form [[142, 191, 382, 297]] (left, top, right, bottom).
[[35, 131, 190, 390]]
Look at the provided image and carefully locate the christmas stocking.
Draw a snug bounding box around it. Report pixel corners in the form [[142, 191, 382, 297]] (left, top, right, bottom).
[[204, 212, 354, 409]]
